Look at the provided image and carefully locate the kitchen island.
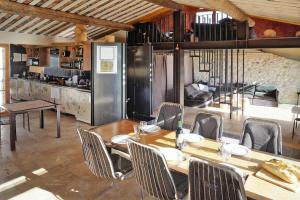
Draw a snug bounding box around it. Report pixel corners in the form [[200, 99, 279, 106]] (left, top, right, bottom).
[[10, 78, 91, 124]]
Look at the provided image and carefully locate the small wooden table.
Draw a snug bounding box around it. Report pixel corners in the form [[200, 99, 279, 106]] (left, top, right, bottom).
[[92, 119, 300, 200], [1, 100, 60, 151]]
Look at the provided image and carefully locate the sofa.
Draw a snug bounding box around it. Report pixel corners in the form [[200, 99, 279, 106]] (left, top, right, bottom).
[[184, 84, 213, 107], [252, 84, 279, 107]]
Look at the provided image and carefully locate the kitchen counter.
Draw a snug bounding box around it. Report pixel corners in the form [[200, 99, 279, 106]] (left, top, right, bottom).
[[12, 77, 91, 93], [10, 78, 91, 124]]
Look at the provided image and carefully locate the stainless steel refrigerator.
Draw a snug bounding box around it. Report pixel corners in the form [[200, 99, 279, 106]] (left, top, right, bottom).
[[91, 43, 126, 126]]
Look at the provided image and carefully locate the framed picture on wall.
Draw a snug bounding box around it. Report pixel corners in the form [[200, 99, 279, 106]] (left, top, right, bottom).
[[96, 46, 118, 74]]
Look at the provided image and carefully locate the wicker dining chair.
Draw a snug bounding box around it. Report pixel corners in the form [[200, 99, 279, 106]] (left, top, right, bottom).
[[76, 128, 132, 183], [240, 118, 282, 155], [155, 102, 184, 131], [189, 157, 247, 200], [127, 139, 188, 200], [190, 112, 223, 140]]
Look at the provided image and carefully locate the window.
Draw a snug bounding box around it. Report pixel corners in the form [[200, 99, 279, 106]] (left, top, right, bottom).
[[0, 47, 6, 105], [196, 11, 232, 24]]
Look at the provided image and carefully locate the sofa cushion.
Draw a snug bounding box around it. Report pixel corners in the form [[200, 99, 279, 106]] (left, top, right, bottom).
[[254, 91, 267, 97], [185, 85, 198, 98], [191, 83, 200, 91], [195, 91, 213, 101], [198, 84, 209, 92], [256, 85, 277, 93]]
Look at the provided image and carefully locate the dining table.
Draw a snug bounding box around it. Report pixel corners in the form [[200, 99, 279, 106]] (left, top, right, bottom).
[[91, 119, 300, 200], [1, 99, 60, 151]]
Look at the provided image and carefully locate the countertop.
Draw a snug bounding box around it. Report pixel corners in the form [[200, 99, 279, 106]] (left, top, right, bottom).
[[12, 77, 91, 93]]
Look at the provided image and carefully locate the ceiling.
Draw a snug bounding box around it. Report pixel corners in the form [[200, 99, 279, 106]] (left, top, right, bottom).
[[0, 0, 299, 41], [0, 0, 162, 39], [173, 0, 300, 25]]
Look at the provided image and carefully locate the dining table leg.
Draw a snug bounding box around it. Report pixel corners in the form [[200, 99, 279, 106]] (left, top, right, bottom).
[[40, 110, 44, 129], [56, 105, 61, 138], [9, 113, 16, 151]]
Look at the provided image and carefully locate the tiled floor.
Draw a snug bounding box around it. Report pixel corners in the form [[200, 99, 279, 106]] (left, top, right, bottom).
[[0, 112, 142, 200], [1, 104, 300, 199]]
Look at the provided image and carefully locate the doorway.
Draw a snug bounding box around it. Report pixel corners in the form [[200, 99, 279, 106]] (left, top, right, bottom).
[[0, 45, 9, 106]]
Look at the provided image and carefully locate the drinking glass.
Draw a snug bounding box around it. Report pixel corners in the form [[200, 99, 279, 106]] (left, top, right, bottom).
[[179, 139, 187, 150], [219, 141, 231, 161], [221, 149, 231, 161], [139, 121, 147, 134], [217, 137, 225, 150], [133, 124, 140, 140]]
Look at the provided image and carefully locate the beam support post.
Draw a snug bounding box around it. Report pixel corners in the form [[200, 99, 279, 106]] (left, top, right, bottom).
[[173, 11, 185, 104]]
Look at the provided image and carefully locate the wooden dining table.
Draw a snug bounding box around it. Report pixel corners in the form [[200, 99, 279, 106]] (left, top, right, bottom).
[[91, 119, 300, 200], [1, 100, 60, 151]]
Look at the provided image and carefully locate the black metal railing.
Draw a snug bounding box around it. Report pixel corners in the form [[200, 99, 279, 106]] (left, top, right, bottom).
[[127, 14, 174, 45], [187, 11, 249, 42]]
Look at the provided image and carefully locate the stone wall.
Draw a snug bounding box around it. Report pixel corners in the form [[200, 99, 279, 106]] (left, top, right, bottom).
[[187, 49, 300, 104]]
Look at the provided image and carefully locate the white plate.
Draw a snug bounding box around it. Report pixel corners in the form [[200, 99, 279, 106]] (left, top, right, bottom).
[[222, 144, 250, 156], [140, 125, 161, 133], [182, 128, 191, 134], [178, 134, 204, 143], [111, 135, 130, 144], [159, 148, 183, 161]]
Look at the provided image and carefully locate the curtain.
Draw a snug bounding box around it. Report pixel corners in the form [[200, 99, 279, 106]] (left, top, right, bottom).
[[166, 54, 174, 102], [153, 53, 175, 111]]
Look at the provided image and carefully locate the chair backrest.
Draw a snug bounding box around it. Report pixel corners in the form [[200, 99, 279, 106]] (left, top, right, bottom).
[[189, 158, 247, 200], [240, 118, 282, 155], [127, 139, 178, 200], [190, 112, 223, 140], [156, 102, 183, 131], [76, 128, 119, 180]]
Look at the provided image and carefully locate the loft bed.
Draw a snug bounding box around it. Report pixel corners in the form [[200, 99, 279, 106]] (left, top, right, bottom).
[[127, 19, 250, 45], [190, 18, 249, 41]]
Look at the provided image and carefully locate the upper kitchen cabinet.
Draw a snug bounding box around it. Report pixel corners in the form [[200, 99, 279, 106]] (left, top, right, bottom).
[[59, 42, 91, 71], [26, 47, 50, 67]]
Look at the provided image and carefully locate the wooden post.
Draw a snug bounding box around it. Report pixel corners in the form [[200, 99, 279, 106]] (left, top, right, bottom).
[[173, 11, 185, 104]]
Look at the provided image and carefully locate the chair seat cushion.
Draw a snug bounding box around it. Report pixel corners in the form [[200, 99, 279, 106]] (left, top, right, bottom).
[[111, 154, 132, 175], [171, 171, 188, 199]]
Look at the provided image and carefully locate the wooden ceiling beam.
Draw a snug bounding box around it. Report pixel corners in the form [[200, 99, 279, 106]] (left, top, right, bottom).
[[129, 7, 171, 24], [92, 30, 118, 40], [92, 5, 163, 39], [144, 0, 184, 10], [0, 0, 134, 30]]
